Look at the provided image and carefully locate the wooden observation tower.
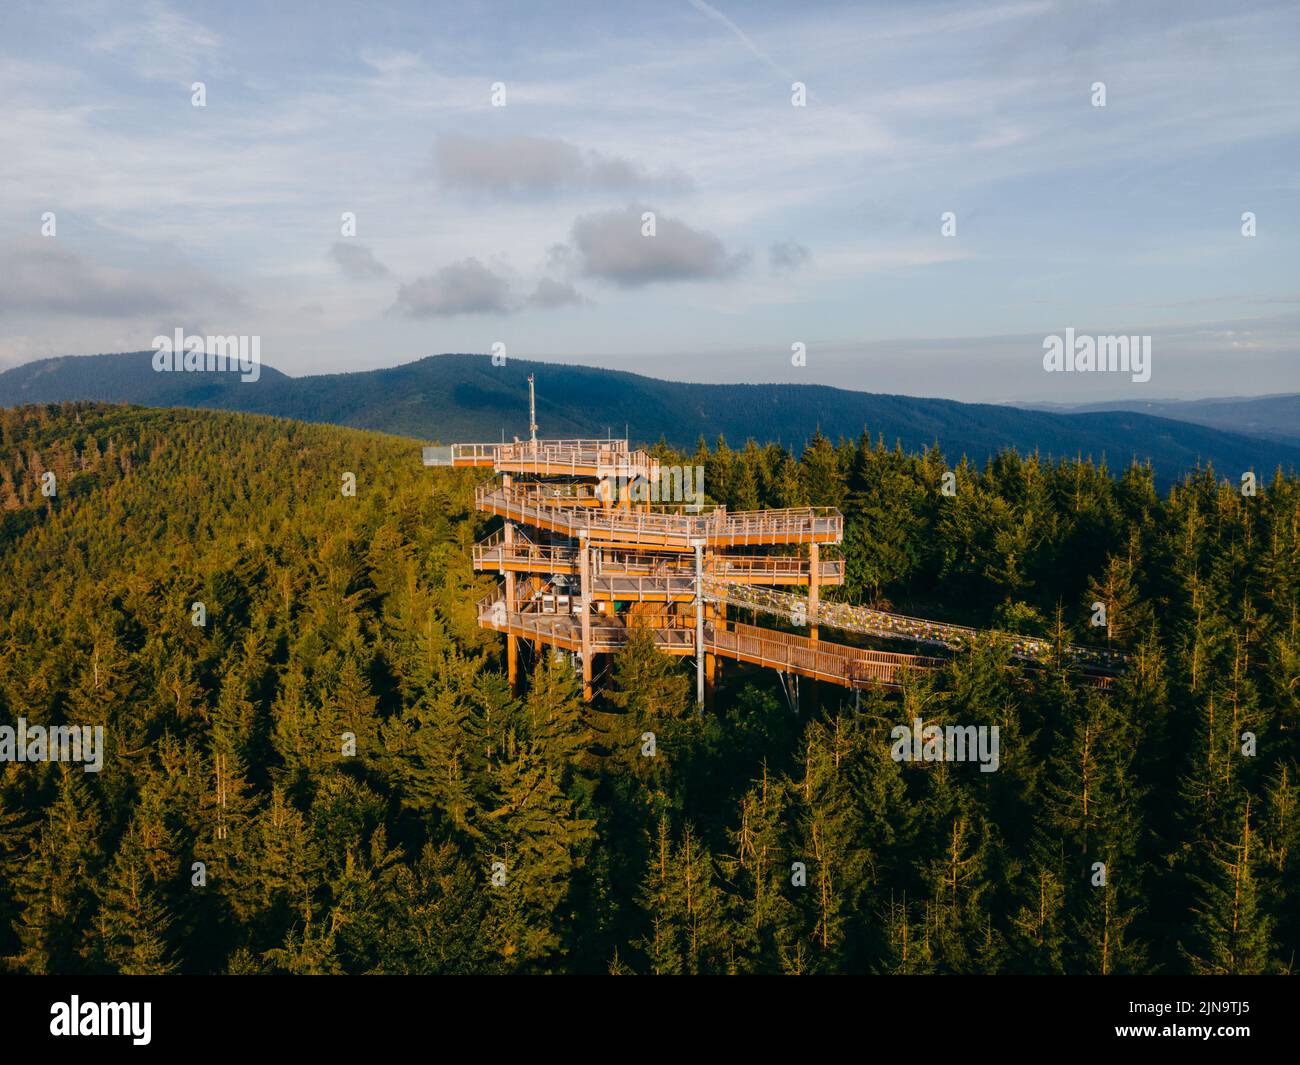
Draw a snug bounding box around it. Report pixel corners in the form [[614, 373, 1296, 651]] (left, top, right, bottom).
[[424, 377, 1125, 703]]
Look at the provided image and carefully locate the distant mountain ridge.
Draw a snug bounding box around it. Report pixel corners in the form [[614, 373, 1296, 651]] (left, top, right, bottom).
[[1025, 395, 1300, 445], [2, 351, 1297, 487]]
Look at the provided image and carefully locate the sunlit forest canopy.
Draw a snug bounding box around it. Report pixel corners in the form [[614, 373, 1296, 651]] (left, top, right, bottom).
[[0, 402, 1296, 974]]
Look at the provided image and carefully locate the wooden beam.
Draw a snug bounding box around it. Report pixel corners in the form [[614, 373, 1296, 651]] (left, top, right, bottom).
[[808, 541, 820, 642]]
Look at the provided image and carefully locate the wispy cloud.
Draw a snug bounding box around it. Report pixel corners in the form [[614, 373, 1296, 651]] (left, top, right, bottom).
[[0, 237, 243, 318], [88, 3, 220, 82], [433, 134, 691, 197], [329, 242, 390, 280], [769, 241, 810, 273], [684, 0, 800, 86]]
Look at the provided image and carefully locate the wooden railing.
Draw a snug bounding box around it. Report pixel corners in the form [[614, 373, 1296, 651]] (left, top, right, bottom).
[[477, 590, 696, 651], [476, 541, 572, 571], [713, 620, 945, 688], [473, 536, 843, 585], [476, 486, 843, 547], [425, 438, 653, 474], [590, 574, 697, 599], [494, 441, 658, 478], [709, 554, 844, 583], [498, 438, 632, 454], [422, 442, 499, 466]]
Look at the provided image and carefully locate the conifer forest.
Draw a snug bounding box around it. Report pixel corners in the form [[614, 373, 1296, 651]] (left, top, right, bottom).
[[1, 401, 1295, 976]]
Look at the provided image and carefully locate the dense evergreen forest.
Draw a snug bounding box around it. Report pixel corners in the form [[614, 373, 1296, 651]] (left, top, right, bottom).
[[0, 401, 1296, 974]]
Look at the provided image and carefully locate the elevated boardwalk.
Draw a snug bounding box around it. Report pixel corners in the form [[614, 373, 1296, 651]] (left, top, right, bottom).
[[705, 580, 1129, 676], [477, 591, 944, 690], [712, 619, 946, 689], [472, 530, 844, 585]]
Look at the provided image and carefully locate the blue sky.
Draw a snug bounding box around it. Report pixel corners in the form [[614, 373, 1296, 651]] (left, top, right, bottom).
[[1, 0, 1297, 402]]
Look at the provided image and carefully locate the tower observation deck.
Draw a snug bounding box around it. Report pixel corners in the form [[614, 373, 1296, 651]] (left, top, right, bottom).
[[425, 386, 1125, 704]]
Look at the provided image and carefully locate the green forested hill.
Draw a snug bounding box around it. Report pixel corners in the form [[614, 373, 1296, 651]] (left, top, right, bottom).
[[0, 402, 1296, 974], [3, 351, 1297, 489]]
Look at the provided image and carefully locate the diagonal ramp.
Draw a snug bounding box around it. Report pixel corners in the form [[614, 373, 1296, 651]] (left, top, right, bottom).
[[702, 580, 1128, 675]]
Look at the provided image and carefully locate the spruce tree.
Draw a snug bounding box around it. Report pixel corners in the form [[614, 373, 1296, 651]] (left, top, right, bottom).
[[1183, 799, 1277, 974]]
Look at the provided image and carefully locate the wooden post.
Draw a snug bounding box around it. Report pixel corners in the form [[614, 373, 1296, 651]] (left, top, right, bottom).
[[704, 546, 717, 695], [809, 541, 820, 641], [705, 602, 719, 705], [714, 609, 723, 687], [579, 531, 593, 701]]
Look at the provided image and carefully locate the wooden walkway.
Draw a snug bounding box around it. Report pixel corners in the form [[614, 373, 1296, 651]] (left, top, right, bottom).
[[473, 531, 843, 585], [706, 580, 1129, 676], [477, 485, 842, 549], [478, 592, 945, 690]]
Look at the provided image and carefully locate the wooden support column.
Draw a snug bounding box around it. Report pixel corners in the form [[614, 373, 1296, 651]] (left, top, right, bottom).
[[579, 530, 593, 701], [504, 521, 518, 691], [704, 601, 717, 684], [704, 548, 716, 694], [713, 601, 724, 690], [808, 541, 820, 642], [704, 602, 718, 706], [693, 539, 705, 710]]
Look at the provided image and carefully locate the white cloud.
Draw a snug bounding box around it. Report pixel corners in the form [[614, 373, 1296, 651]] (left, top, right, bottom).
[[434, 134, 691, 197], [528, 277, 586, 308], [571, 205, 748, 287], [329, 242, 390, 280], [392, 258, 512, 317], [0, 237, 243, 318]]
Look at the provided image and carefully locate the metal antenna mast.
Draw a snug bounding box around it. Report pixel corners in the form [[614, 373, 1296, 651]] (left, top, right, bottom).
[[528, 374, 538, 444]]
